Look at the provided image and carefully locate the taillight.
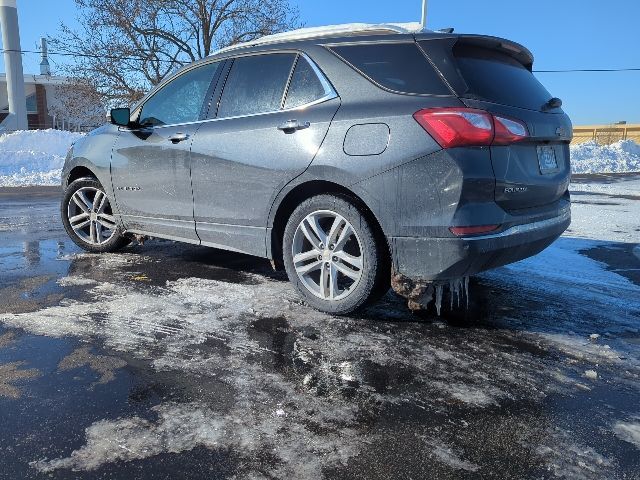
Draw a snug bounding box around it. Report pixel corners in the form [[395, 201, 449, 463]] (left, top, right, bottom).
[[413, 108, 528, 148], [413, 108, 493, 148], [493, 115, 528, 145]]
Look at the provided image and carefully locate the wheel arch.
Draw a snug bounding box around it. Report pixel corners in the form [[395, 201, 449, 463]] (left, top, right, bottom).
[[66, 166, 98, 187], [269, 180, 389, 270]]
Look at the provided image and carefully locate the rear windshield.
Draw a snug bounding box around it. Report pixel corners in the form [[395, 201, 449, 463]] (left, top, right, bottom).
[[330, 43, 451, 95], [453, 44, 552, 111]]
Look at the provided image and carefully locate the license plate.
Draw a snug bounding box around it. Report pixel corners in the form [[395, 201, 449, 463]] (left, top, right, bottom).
[[537, 146, 558, 173]]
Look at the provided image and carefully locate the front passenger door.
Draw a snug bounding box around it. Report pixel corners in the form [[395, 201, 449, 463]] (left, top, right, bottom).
[[111, 61, 221, 242]]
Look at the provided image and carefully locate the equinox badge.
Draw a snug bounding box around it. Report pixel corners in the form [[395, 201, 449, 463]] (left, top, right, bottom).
[[504, 186, 528, 193]]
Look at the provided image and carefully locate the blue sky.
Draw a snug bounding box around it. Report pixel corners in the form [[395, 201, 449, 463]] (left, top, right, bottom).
[[2, 0, 639, 124]]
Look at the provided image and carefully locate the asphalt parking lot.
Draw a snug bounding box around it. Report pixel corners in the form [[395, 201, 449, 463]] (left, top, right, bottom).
[[1, 183, 639, 479]]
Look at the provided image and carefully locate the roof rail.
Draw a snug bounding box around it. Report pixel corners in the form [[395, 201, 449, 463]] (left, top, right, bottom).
[[214, 22, 430, 56]]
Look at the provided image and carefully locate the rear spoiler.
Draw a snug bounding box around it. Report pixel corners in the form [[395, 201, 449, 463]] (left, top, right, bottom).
[[415, 33, 534, 71]]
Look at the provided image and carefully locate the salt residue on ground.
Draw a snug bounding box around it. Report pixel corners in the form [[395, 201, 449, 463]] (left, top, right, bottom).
[[570, 140, 640, 174], [0, 129, 84, 187]]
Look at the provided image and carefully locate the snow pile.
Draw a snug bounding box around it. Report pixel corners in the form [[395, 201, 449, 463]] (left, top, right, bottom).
[[570, 140, 640, 174], [0, 129, 84, 187]]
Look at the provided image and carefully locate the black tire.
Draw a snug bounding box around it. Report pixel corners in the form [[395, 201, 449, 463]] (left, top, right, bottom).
[[283, 194, 389, 315], [61, 177, 130, 253]]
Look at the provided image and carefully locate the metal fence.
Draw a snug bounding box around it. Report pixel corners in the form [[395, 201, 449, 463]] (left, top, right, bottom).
[[572, 124, 640, 145]]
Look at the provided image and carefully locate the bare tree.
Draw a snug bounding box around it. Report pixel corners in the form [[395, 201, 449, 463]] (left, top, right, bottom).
[[49, 0, 300, 106], [47, 79, 106, 130]]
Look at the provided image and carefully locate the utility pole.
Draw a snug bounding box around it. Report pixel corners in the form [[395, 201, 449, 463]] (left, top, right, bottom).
[[0, 0, 27, 131], [420, 0, 428, 29], [39, 37, 50, 75]]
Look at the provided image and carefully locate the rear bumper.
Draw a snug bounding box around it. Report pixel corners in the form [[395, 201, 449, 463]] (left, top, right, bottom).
[[390, 207, 571, 281]]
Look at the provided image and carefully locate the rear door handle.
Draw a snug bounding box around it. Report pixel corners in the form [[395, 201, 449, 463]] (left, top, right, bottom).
[[277, 120, 310, 133], [168, 133, 190, 144]]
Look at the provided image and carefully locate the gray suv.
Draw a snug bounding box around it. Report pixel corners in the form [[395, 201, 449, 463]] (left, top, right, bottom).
[[61, 24, 572, 314]]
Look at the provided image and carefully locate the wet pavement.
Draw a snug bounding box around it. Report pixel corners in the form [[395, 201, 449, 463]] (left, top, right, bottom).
[[0, 186, 639, 479]]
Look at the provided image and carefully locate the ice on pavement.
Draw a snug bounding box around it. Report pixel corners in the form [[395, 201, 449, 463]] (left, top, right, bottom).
[[32, 403, 227, 472], [0, 129, 84, 187], [613, 420, 640, 449], [537, 428, 613, 479], [425, 440, 480, 472], [2, 234, 637, 476], [567, 174, 640, 243], [570, 177, 640, 197], [584, 369, 598, 380], [0, 156, 638, 475]]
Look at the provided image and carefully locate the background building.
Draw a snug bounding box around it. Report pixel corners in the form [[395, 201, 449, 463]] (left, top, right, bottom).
[[0, 73, 68, 129]]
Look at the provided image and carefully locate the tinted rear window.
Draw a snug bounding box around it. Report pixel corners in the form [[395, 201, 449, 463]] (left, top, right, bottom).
[[330, 43, 450, 95], [453, 44, 552, 111]]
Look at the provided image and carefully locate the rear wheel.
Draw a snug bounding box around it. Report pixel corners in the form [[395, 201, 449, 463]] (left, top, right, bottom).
[[283, 194, 388, 314], [61, 177, 129, 253]]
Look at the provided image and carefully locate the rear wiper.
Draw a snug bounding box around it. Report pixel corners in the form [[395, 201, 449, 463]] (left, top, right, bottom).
[[542, 97, 562, 111]]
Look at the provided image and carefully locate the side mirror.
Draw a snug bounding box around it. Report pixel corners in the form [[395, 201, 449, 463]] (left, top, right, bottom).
[[110, 108, 131, 127]]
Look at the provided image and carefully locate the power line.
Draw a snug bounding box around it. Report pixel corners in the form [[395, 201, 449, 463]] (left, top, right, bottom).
[[535, 68, 640, 73], [1, 48, 190, 64], [3, 48, 640, 73]]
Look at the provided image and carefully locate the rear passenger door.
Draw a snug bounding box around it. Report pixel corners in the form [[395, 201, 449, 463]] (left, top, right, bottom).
[[190, 52, 340, 256]]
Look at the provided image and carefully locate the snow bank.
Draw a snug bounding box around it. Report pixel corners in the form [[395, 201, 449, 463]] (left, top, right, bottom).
[[0, 129, 84, 187], [570, 140, 640, 174]]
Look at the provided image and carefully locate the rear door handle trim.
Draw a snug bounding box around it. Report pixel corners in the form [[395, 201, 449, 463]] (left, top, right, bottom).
[[277, 120, 310, 133], [168, 133, 190, 144]]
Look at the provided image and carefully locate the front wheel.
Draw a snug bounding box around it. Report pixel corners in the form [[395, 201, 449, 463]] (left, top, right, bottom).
[[283, 194, 389, 315], [61, 177, 130, 253]]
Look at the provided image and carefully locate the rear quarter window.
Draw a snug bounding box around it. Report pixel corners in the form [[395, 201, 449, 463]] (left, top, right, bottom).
[[452, 44, 553, 111], [330, 43, 451, 95], [284, 56, 329, 109]]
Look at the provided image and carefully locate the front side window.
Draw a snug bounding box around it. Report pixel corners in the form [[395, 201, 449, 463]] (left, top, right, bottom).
[[218, 53, 296, 118], [284, 56, 329, 109], [139, 62, 219, 126]]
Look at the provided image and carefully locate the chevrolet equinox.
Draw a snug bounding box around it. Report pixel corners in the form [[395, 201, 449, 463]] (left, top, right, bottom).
[[61, 23, 572, 314]]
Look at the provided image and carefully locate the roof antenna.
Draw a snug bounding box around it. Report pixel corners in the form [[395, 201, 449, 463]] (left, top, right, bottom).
[[420, 0, 428, 29]]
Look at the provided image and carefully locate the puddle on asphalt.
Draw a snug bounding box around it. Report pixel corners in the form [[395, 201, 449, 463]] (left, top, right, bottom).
[[0, 361, 40, 399], [58, 346, 128, 388], [580, 241, 640, 287]]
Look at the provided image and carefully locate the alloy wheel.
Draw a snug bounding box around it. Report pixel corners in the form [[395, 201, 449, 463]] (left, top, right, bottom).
[[67, 187, 117, 245], [291, 210, 364, 301]]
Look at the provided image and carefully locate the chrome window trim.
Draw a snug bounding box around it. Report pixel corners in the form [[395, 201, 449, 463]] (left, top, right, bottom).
[[126, 52, 338, 131], [280, 54, 300, 110], [129, 93, 337, 132]]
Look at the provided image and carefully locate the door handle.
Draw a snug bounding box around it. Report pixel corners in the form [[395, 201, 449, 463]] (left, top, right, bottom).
[[277, 120, 310, 133], [168, 133, 190, 144]]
